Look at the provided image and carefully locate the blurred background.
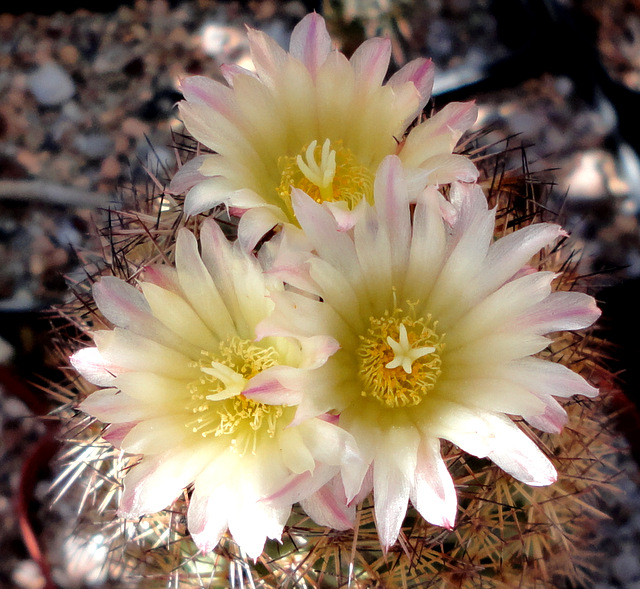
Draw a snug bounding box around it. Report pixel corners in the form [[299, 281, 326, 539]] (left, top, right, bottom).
[[1, 0, 640, 586]]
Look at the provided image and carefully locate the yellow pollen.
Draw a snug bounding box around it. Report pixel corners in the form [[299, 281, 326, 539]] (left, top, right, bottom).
[[357, 308, 444, 408], [185, 337, 286, 455], [277, 139, 374, 213]]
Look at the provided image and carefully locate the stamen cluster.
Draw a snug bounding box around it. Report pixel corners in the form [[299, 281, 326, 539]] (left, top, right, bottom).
[[357, 311, 444, 408]]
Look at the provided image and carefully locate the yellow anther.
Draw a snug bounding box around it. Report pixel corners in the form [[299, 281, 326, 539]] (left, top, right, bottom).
[[357, 307, 444, 408], [277, 139, 374, 212], [184, 337, 287, 453]]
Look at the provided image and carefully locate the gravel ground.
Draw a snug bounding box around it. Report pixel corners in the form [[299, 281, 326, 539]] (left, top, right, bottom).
[[1, 0, 640, 587]]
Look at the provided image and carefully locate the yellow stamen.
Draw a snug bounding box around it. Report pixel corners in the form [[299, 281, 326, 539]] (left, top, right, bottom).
[[357, 307, 444, 408], [277, 139, 374, 213], [185, 337, 287, 454]]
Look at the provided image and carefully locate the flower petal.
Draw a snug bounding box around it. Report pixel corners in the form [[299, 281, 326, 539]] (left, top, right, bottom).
[[515, 291, 602, 334], [483, 414, 557, 485], [291, 188, 360, 279], [70, 347, 120, 386], [289, 12, 332, 79], [175, 226, 236, 339], [279, 426, 315, 474], [188, 484, 231, 552], [301, 477, 355, 530], [500, 357, 598, 399], [119, 451, 203, 518], [350, 37, 392, 91], [168, 155, 209, 195], [476, 223, 565, 298], [243, 365, 305, 406], [80, 388, 151, 423], [94, 329, 198, 380], [525, 395, 568, 434], [388, 57, 435, 119], [179, 75, 237, 118], [373, 426, 419, 549], [184, 176, 238, 216], [411, 437, 457, 529], [247, 25, 288, 89], [236, 205, 286, 253]]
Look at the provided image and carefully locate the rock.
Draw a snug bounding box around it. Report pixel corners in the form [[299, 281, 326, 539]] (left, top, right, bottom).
[[612, 549, 640, 584], [100, 155, 121, 180], [11, 560, 45, 589], [73, 132, 114, 160], [58, 44, 79, 66], [27, 62, 75, 107], [0, 335, 13, 365]]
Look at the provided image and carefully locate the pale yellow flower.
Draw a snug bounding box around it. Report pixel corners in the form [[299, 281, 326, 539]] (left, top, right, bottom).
[[257, 155, 600, 549], [171, 12, 478, 247], [70, 219, 355, 559]]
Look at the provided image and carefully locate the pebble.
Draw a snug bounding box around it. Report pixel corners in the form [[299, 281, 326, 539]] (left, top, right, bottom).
[[100, 155, 121, 179], [73, 132, 114, 160], [58, 44, 79, 66], [0, 335, 14, 365], [612, 548, 640, 584], [12, 560, 45, 589], [26, 62, 75, 107]]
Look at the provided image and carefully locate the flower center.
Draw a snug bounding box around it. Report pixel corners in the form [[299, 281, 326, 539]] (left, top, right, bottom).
[[277, 139, 374, 212], [185, 337, 287, 454], [357, 308, 444, 408]]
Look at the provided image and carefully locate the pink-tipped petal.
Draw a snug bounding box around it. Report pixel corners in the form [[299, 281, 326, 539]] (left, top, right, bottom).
[[503, 357, 598, 399], [373, 452, 411, 550], [291, 188, 359, 278], [289, 12, 332, 78], [70, 347, 121, 386], [220, 63, 257, 86], [188, 485, 231, 552], [139, 265, 180, 292], [373, 426, 420, 549], [323, 201, 363, 232], [388, 57, 435, 117], [93, 277, 203, 359], [421, 153, 480, 184], [476, 223, 565, 298], [425, 399, 554, 487], [228, 498, 289, 561], [102, 422, 137, 447], [119, 453, 201, 518], [175, 227, 235, 339], [179, 75, 236, 117], [298, 334, 341, 369], [516, 291, 602, 334], [267, 462, 337, 505], [236, 205, 286, 253], [525, 396, 568, 434], [247, 26, 288, 88], [374, 155, 411, 270], [243, 366, 305, 406], [168, 155, 209, 195], [350, 37, 392, 90], [79, 388, 150, 423], [301, 477, 355, 530], [482, 414, 557, 486], [411, 437, 457, 529], [93, 276, 150, 329], [400, 101, 478, 168]]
